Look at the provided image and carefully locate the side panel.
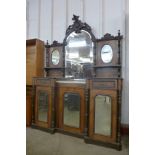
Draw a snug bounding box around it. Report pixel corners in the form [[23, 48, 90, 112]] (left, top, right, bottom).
[[26, 86, 33, 126]]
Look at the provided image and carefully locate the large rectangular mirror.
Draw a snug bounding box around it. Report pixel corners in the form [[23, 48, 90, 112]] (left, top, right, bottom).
[[65, 30, 94, 79], [95, 95, 112, 136], [63, 93, 80, 128]]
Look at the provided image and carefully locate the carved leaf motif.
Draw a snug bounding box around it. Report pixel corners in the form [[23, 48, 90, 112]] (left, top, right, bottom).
[[66, 14, 92, 36]]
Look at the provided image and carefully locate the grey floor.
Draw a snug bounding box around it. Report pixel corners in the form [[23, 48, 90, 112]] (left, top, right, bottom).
[[26, 127, 129, 155]]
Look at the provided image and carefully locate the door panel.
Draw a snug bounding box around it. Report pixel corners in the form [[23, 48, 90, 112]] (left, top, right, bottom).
[[35, 86, 52, 128], [94, 95, 112, 136], [63, 93, 80, 128], [57, 86, 85, 134], [89, 89, 117, 143]]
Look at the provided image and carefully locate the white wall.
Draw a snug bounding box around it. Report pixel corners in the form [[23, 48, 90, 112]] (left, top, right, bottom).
[[26, 0, 129, 125]]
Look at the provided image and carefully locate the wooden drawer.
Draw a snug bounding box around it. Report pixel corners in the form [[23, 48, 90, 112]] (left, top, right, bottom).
[[92, 80, 117, 90], [34, 79, 52, 86]]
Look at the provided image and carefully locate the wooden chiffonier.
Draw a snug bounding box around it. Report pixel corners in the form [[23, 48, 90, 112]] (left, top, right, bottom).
[[26, 39, 44, 126], [31, 15, 123, 150]]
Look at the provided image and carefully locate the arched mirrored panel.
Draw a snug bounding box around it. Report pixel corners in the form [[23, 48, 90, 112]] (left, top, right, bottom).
[[101, 45, 113, 63], [95, 95, 111, 136], [65, 30, 94, 78], [38, 91, 48, 122], [63, 93, 80, 128], [51, 49, 60, 65]]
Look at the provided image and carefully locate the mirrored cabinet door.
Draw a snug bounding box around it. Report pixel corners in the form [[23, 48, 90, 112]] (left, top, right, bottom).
[[63, 93, 80, 128], [35, 86, 52, 128], [89, 90, 117, 143], [38, 91, 49, 122], [57, 86, 85, 134], [95, 95, 112, 136]]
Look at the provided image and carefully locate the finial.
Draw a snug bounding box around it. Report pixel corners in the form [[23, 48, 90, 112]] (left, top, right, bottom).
[[53, 40, 58, 44], [72, 14, 79, 22], [118, 30, 120, 36], [46, 40, 49, 45]]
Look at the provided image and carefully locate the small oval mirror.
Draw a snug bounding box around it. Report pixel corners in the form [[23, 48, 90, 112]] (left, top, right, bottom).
[[101, 45, 113, 63], [51, 50, 60, 65]]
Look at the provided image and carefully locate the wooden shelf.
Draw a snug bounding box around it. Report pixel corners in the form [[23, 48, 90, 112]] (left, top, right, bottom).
[[44, 67, 64, 70], [93, 65, 121, 68]]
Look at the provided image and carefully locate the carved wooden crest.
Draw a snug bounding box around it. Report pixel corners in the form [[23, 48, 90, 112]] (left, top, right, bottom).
[[65, 14, 93, 37]]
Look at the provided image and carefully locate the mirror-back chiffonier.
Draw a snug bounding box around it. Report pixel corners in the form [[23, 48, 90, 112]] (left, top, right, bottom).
[[31, 15, 123, 150]]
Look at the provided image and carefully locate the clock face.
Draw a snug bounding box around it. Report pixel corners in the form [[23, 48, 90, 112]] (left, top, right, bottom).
[[51, 49, 60, 65], [101, 45, 113, 63]]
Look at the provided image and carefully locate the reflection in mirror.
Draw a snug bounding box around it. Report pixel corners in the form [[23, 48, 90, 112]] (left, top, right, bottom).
[[65, 30, 94, 78], [51, 50, 60, 65], [64, 93, 80, 128], [95, 95, 111, 136], [101, 45, 113, 63], [38, 91, 48, 122]]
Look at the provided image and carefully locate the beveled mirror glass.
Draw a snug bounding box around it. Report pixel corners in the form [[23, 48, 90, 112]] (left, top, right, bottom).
[[51, 49, 60, 65], [101, 45, 113, 63], [38, 91, 48, 122], [65, 30, 94, 78], [95, 95, 111, 136], [63, 93, 80, 128]]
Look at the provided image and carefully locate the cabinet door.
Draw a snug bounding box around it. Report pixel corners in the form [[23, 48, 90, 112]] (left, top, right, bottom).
[[58, 87, 85, 134], [89, 89, 117, 143], [35, 86, 52, 128]]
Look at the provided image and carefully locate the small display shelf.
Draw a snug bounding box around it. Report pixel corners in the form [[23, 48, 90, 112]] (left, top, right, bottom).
[[93, 65, 121, 68], [44, 67, 64, 70]]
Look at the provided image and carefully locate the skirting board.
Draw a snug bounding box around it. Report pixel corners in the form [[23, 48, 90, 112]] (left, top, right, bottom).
[[28, 123, 129, 135], [121, 124, 129, 135]]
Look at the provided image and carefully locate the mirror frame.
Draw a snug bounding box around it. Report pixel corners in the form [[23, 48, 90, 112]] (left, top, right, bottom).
[[63, 15, 96, 79]]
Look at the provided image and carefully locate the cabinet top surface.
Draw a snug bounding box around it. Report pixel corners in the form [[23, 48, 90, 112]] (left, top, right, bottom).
[[26, 39, 44, 46], [56, 79, 86, 84]]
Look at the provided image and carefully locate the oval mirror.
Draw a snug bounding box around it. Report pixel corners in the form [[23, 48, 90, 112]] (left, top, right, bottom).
[[65, 30, 94, 78], [101, 45, 113, 63], [51, 50, 60, 65]]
